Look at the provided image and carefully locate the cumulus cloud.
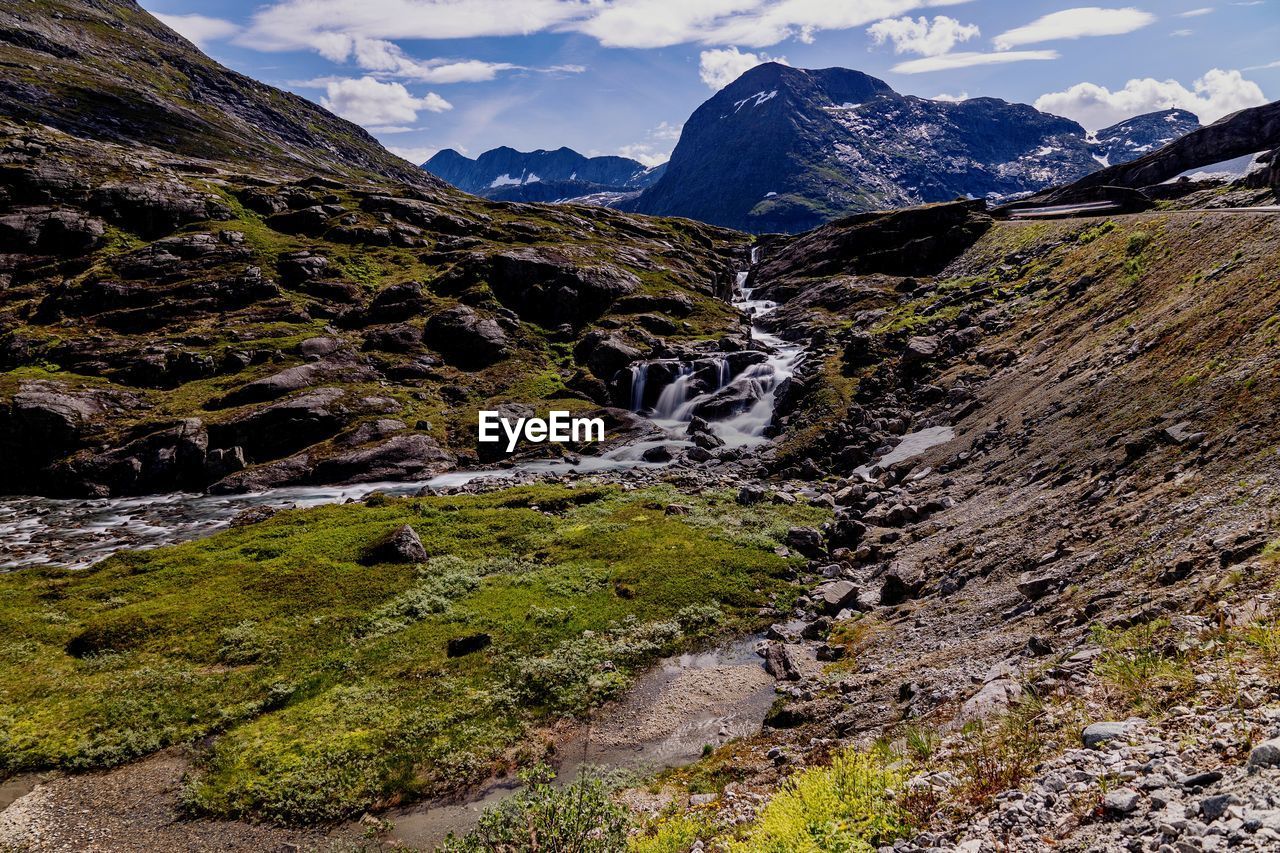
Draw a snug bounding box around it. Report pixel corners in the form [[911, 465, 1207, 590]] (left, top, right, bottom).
[[240, 0, 980, 53], [1034, 68, 1268, 130], [319, 76, 452, 127], [867, 15, 980, 57], [617, 121, 684, 167], [993, 7, 1156, 50], [153, 12, 240, 47], [388, 145, 441, 165], [893, 50, 1059, 74], [698, 46, 789, 91]]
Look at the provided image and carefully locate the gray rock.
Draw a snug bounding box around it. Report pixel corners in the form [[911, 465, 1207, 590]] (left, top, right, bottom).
[[1103, 788, 1141, 815], [363, 524, 427, 564], [959, 678, 1023, 722], [1201, 794, 1237, 822], [1083, 719, 1145, 748], [1248, 737, 1280, 769], [762, 642, 801, 681], [816, 581, 859, 615], [903, 335, 940, 363]]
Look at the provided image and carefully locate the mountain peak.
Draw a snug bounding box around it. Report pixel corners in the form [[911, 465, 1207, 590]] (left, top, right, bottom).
[[626, 64, 1197, 233]]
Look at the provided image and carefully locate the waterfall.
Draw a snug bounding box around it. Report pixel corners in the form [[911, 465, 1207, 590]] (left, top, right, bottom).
[[652, 364, 694, 419], [629, 363, 648, 412]]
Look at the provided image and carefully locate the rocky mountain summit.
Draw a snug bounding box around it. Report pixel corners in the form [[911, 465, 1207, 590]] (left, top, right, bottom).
[[624, 63, 1201, 233], [423, 146, 664, 204]]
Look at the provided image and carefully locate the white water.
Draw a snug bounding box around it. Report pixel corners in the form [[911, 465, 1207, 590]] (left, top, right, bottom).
[[0, 253, 804, 571], [627, 263, 803, 449]]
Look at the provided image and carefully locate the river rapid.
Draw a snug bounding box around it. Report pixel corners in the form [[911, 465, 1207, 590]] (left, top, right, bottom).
[[0, 261, 803, 571]]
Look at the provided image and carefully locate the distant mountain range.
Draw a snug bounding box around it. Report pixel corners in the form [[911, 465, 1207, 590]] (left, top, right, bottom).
[[422, 146, 664, 204], [421, 64, 1200, 233], [622, 64, 1200, 232]]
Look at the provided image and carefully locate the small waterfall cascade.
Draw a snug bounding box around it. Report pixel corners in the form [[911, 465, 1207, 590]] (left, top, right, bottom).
[[624, 249, 803, 448]]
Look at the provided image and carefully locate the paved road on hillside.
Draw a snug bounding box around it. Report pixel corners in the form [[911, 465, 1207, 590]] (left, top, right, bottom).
[[1009, 203, 1280, 220]]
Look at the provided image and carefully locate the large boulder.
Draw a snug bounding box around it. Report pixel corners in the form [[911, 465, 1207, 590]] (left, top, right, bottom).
[[312, 434, 455, 483], [210, 360, 376, 409], [51, 418, 208, 496], [475, 248, 640, 328], [209, 387, 351, 463], [425, 306, 510, 367], [0, 207, 105, 255], [575, 330, 642, 381], [362, 524, 428, 565]]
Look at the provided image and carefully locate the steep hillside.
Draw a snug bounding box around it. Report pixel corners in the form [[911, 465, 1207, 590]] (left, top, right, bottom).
[[0, 0, 432, 186], [625, 63, 1200, 233], [0, 2, 749, 498]]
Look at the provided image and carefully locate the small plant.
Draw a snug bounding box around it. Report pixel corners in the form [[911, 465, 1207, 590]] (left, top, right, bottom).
[[953, 702, 1043, 805], [902, 723, 939, 761], [441, 764, 631, 852], [730, 749, 912, 852], [1090, 620, 1196, 713]]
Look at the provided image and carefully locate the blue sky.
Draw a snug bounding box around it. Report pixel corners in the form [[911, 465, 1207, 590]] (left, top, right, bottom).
[[140, 1, 1279, 166]]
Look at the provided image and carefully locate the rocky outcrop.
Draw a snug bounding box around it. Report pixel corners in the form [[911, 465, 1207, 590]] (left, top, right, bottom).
[[1044, 98, 1280, 201], [425, 306, 510, 367]]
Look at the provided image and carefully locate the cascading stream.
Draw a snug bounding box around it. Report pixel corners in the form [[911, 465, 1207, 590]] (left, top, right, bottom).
[[0, 250, 806, 570], [625, 253, 802, 449]]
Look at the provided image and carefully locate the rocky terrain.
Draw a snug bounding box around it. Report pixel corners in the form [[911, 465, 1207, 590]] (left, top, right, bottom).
[[0, 1, 755, 498], [3, 2, 1280, 853], [422, 146, 664, 205], [624, 63, 1200, 233]]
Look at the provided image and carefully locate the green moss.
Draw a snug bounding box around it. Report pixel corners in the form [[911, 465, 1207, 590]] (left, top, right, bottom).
[[0, 484, 826, 823]]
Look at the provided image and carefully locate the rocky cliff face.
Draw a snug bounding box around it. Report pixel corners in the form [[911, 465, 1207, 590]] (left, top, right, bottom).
[[625, 63, 1200, 233], [0, 2, 748, 497], [1045, 98, 1280, 202]]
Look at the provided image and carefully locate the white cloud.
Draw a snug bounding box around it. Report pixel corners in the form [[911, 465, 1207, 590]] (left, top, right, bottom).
[[993, 7, 1156, 50], [240, 0, 979, 53], [1178, 7, 1214, 16], [1172, 28, 1195, 36], [933, 91, 969, 102], [388, 145, 441, 165], [698, 46, 789, 91], [1034, 68, 1268, 130], [618, 121, 685, 166], [617, 144, 669, 167], [867, 15, 980, 57], [153, 12, 240, 47], [319, 76, 452, 127], [893, 50, 1059, 74]]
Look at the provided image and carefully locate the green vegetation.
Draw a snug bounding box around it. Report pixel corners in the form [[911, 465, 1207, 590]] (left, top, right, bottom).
[[1091, 620, 1196, 714], [440, 764, 631, 852], [728, 749, 912, 852], [0, 484, 824, 823]]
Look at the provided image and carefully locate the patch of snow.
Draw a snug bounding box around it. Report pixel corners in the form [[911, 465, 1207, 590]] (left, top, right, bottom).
[[489, 173, 521, 188], [764, 191, 777, 198], [524, 172, 540, 184], [1093, 154, 1111, 168], [733, 90, 778, 113]]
